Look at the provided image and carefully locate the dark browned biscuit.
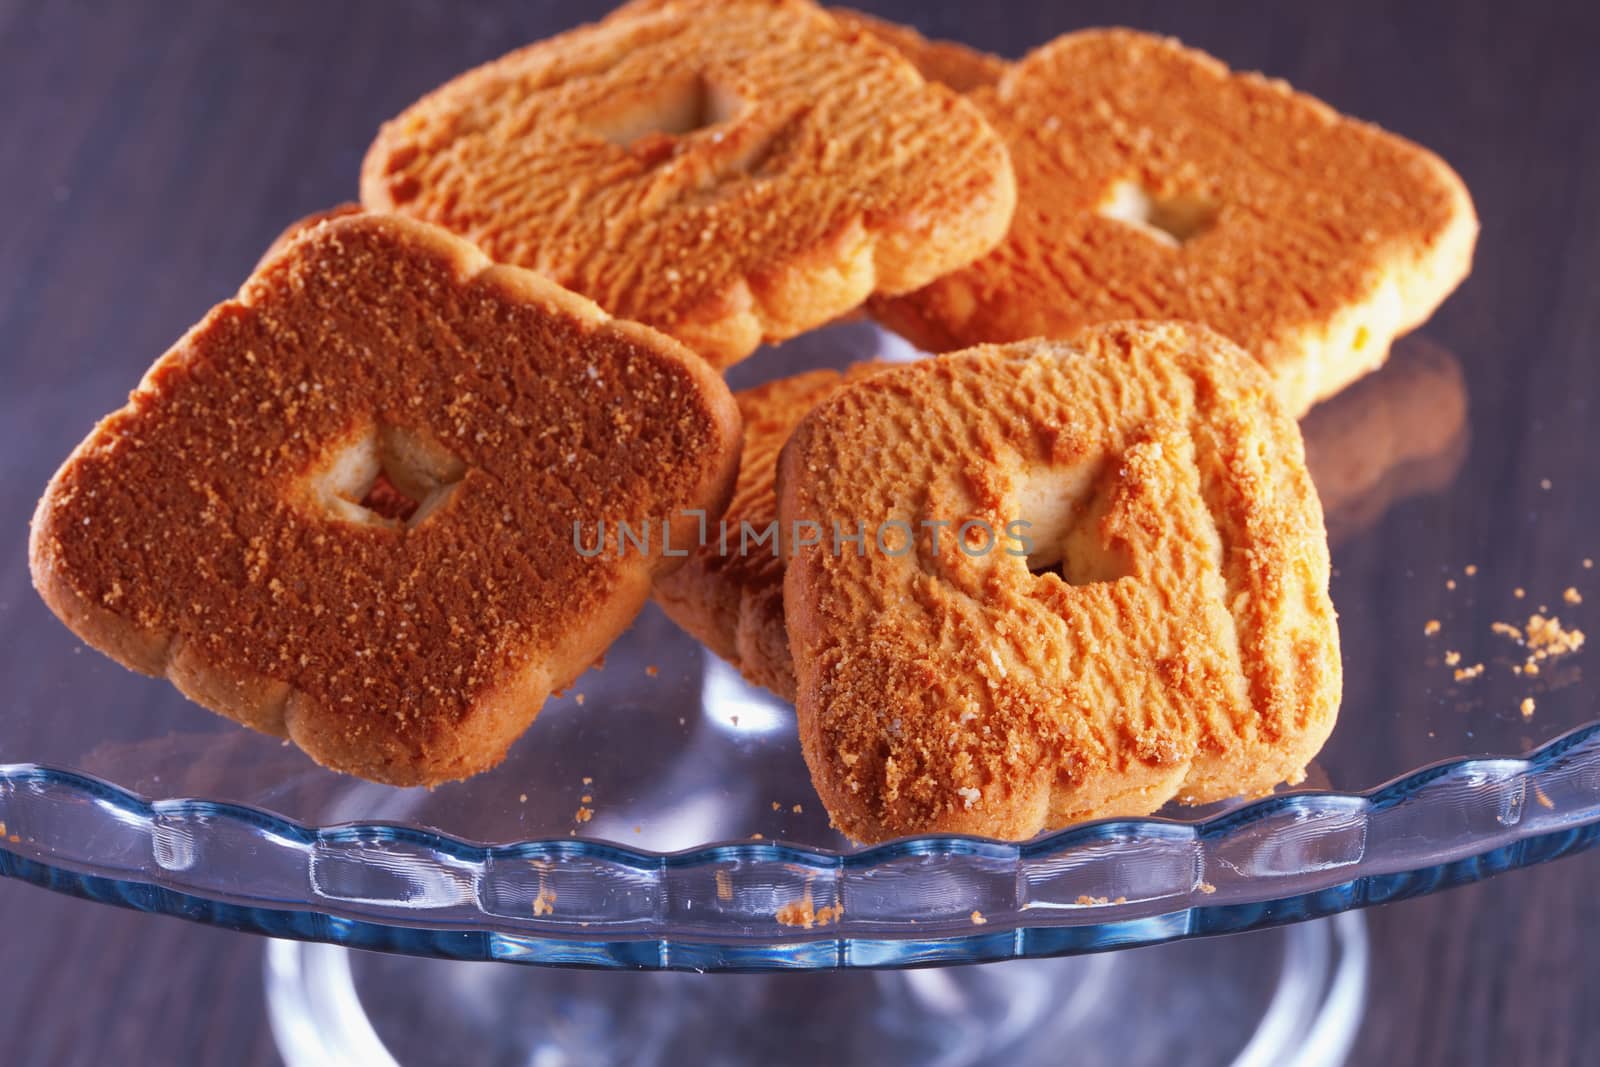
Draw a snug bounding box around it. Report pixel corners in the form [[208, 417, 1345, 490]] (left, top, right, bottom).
[[872, 29, 1477, 416], [652, 362, 883, 699], [30, 211, 741, 786], [779, 322, 1340, 842], [828, 9, 1005, 92], [361, 0, 1016, 369]]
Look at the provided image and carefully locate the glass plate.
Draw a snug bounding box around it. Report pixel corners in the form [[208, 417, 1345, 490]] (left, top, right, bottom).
[[2, 318, 1595, 970]]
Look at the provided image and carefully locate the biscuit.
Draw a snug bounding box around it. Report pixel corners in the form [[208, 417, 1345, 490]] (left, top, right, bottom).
[[361, 0, 1017, 369], [652, 362, 883, 699], [872, 29, 1477, 416], [778, 322, 1340, 841], [828, 9, 1005, 92], [30, 211, 742, 786]]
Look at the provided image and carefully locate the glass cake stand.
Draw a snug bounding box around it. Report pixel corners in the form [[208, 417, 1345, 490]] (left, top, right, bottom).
[[2, 322, 1595, 1066]]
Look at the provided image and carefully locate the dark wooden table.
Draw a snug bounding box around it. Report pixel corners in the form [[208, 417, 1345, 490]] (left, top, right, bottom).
[[2, 1, 1597, 1064]]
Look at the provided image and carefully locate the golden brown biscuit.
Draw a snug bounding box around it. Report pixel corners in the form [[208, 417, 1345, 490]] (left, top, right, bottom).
[[361, 0, 1016, 369], [30, 211, 741, 786], [872, 29, 1477, 416], [652, 362, 883, 699], [828, 9, 1006, 92], [778, 322, 1340, 841]]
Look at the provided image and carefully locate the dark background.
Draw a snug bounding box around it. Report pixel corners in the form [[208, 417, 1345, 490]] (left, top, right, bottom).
[[2, 0, 1598, 1063]]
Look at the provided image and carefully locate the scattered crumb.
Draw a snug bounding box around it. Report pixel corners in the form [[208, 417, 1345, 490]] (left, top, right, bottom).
[[1492, 622, 1523, 641], [0, 821, 6, 838], [1534, 783, 1556, 810], [771, 801, 781, 811], [750, 833, 764, 840], [792, 804, 803, 814], [532, 887, 557, 916], [1075, 895, 1110, 906], [1197, 881, 1217, 895], [1521, 697, 1536, 719], [518, 793, 527, 803], [581, 794, 592, 803], [1454, 663, 1485, 682], [1540, 478, 1552, 491], [970, 910, 988, 925], [575, 693, 585, 706], [1514, 588, 1526, 599], [1565, 587, 1583, 605], [574, 806, 593, 823], [1465, 564, 1478, 576], [775, 895, 843, 929], [1525, 614, 1587, 659], [1447, 579, 1457, 591], [634, 825, 642, 834], [582, 776, 593, 786], [645, 665, 659, 677], [1424, 619, 1441, 636], [1444, 650, 1462, 667], [715, 869, 733, 902], [1585, 558, 1594, 570]]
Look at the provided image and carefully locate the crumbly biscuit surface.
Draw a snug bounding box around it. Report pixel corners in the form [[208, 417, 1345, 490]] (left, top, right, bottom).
[[779, 323, 1340, 841], [362, 0, 1016, 367], [30, 212, 741, 786], [872, 29, 1477, 415], [653, 363, 882, 699]]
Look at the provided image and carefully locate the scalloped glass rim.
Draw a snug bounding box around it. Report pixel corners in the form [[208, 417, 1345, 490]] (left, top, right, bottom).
[[3, 719, 1600, 970]]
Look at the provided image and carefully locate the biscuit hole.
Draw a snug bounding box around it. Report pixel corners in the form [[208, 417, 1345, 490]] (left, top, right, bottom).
[[590, 72, 746, 149], [307, 424, 465, 530], [1014, 466, 1133, 587], [1099, 181, 1218, 247]]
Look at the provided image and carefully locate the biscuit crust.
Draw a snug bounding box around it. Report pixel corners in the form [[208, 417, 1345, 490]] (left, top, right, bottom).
[[30, 212, 741, 786], [872, 29, 1477, 416], [829, 9, 1006, 92], [361, 0, 1016, 369], [778, 323, 1340, 841], [653, 363, 881, 699]]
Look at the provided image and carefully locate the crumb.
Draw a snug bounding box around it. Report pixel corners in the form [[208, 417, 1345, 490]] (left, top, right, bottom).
[[645, 665, 659, 677], [1447, 579, 1457, 590], [1424, 619, 1441, 636], [1585, 558, 1594, 570], [775, 895, 843, 929], [1492, 622, 1523, 641], [750, 833, 764, 840], [1465, 564, 1478, 576], [792, 804, 803, 814], [0, 821, 6, 837], [575, 806, 593, 823], [715, 868, 733, 902], [1445, 650, 1462, 666], [634, 825, 642, 834], [575, 693, 585, 705], [1454, 663, 1485, 681], [532, 888, 556, 916], [678, 716, 686, 726], [1565, 587, 1583, 605], [1075, 895, 1110, 906], [1197, 881, 1217, 895], [582, 776, 593, 785], [1514, 588, 1526, 599], [970, 910, 987, 925], [1540, 478, 1552, 491], [1534, 783, 1555, 810], [581, 794, 592, 803], [1525, 614, 1586, 659], [519, 793, 527, 803], [1521, 697, 1536, 719], [771, 801, 781, 811]]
